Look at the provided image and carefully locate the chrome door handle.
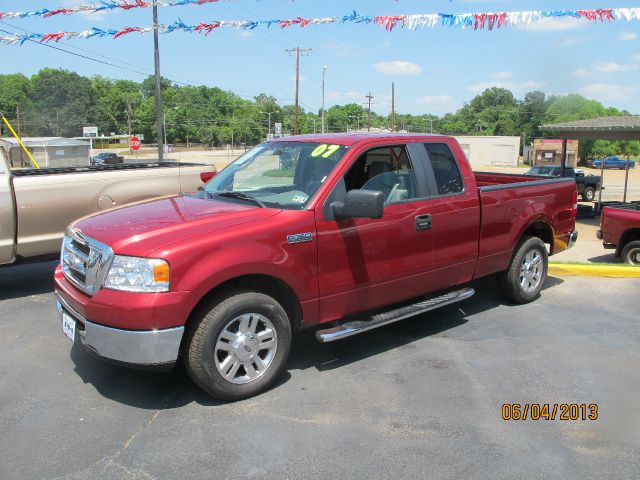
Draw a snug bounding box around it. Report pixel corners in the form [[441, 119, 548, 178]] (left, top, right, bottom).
[[415, 214, 432, 231]]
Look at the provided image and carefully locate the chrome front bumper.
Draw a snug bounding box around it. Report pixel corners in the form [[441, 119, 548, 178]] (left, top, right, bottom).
[[55, 293, 183, 366]]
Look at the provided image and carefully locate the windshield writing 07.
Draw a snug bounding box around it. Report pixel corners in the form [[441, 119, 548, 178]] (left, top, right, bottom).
[[204, 142, 347, 209]]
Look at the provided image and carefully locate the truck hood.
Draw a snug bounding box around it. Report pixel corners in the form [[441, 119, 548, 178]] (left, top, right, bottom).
[[72, 195, 281, 256]]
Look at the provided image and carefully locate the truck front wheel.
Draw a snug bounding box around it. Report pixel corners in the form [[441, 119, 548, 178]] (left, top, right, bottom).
[[184, 290, 292, 400], [621, 241, 640, 265], [497, 236, 548, 304], [582, 186, 596, 202]]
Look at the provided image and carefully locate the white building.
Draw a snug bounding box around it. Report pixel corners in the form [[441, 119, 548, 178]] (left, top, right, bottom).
[[453, 136, 520, 167]]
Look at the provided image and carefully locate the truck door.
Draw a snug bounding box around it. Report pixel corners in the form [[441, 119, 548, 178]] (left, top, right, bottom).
[[315, 142, 436, 322], [421, 142, 480, 292], [0, 151, 17, 264]]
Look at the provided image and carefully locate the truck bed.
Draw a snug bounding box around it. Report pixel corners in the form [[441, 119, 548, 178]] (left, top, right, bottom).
[[602, 202, 640, 212], [474, 171, 573, 191], [472, 171, 577, 279], [10, 161, 204, 177]]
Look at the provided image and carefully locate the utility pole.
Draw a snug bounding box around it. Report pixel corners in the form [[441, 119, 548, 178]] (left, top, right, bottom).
[[16, 106, 24, 166], [365, 92, 374, 132], [185, 108, 189, 149], [285, 47, 312, 135], [391, 82, 396, 132], [127, 99, 133, 153], [152, 1, 164, 161], [321, 65, 327, 134], [163, 113, 167, 149], [262, 111, 276, 137], [349, 115, 361, 132], [55, 108, 60, 136]]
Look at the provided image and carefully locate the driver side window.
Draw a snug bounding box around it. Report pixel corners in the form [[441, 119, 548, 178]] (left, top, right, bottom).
[[343, 145, 419, 205]]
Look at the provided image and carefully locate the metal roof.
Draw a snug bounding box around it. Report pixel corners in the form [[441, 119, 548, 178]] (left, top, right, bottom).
[[0, 137, 91, 147], [540, 116, 640, 140]]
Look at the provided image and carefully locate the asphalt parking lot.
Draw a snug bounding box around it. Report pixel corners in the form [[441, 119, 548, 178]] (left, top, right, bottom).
[[1, 262, 639, 479]]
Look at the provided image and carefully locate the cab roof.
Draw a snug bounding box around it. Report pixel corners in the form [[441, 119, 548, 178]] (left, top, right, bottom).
[[269, 132, 447, 147]]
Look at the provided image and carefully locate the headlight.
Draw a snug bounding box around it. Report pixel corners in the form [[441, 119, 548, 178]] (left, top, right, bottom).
[[104, 256, 170, 293]]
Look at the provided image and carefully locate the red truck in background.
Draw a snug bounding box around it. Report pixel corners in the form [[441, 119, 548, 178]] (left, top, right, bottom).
[[55, 133, 578, 400], [597, 204, 640, 264]]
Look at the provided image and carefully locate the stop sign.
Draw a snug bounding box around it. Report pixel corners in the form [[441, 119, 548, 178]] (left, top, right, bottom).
[[130, 136, 141, 151]]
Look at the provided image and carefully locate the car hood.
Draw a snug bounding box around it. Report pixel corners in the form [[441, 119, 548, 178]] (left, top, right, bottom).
[[72, 195, 281, 257]]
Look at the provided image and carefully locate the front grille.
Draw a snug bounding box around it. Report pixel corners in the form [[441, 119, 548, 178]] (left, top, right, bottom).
[[61, 228, 113, 296]]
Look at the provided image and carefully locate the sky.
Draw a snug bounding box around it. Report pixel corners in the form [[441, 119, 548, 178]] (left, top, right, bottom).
[[0, 0, 639, 116]]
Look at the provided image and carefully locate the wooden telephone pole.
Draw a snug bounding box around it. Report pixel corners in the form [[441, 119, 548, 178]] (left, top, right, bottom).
[[391, 82, 396, 132], [152, 1, 164, 161], [285, 47, 312, 135], [365, 92, 374, 132]]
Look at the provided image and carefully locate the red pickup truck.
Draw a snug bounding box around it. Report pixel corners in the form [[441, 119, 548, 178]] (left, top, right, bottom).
[[55, 134, 578, 400], [597, 204, 640, 264]]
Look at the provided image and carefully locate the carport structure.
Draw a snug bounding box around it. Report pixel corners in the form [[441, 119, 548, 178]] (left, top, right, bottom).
[[540, 116, 640, 206]]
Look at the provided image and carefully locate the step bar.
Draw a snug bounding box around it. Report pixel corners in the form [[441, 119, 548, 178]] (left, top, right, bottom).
[[316, 288, 475, 343]]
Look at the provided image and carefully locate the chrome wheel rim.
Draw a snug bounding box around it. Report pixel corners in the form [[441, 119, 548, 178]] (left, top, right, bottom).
[[214, 313, 278, 385], [627, 248, 640, 265], [520, 249, 544, 293]]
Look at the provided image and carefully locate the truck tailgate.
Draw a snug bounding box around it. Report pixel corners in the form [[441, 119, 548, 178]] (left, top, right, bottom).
[[474, 172, 576, 278]]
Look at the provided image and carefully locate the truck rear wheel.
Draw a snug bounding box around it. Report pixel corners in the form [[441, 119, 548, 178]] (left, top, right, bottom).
[[184, 290, 292, 401], [497, 235, 548, 304], [621, 241, 640, 265], [582, 187, 595, 202]]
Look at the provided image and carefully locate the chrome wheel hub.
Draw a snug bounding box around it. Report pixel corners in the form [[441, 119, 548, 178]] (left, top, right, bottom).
[[214, 313, 277, 385], [519, 250, 543, 293]]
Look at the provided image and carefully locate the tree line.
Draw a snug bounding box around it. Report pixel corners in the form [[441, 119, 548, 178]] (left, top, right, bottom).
[[0, 68, 637, 161]]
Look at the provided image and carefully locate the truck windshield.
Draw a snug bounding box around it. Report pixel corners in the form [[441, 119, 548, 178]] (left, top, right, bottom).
[[204, 141, 347, 209]]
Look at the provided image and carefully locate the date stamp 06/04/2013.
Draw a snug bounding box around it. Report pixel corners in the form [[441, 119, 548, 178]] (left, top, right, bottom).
[[502, 403, 599, 421]]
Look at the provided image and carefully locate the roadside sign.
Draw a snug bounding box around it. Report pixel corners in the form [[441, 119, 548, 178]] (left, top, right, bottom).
[[274, 122, 282, 136], [83, 126, 98, 138], [130, 136, 141, 151]]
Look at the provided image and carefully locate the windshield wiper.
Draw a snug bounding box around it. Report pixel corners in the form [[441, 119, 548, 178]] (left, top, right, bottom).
[[215, 191, 266, 208]]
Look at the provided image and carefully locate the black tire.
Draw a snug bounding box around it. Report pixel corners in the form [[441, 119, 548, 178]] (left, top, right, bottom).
[[183, 290, 292, 401], [621, 241, 640, 266], [497, 235, 548, 304], [582, 186, 596, 202]]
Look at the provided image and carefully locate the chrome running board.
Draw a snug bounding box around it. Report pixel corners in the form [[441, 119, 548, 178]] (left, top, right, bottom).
[[316, 288, 475, 343]]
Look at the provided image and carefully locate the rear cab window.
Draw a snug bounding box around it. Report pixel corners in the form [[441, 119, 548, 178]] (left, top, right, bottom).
[[424, 143, 464, 196]]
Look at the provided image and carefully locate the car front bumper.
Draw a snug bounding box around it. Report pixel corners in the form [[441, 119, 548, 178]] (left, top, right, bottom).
[[56, 292, 183, 367]]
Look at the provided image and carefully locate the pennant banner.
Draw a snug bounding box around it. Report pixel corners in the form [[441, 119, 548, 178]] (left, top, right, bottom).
[[1, 8, 639, 45], [0, 1, 234, 19]]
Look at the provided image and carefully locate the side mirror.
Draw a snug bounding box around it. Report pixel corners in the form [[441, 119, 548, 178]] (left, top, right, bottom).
[[331, 189, 384, 220], [200, 171, 217, 184]]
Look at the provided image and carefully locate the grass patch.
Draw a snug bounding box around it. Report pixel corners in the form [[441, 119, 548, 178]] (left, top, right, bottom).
[[264, 168, 295, 177]]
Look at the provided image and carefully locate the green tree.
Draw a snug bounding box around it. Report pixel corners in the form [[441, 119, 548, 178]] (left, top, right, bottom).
[[29, 68, 97, 137], [0, 73, 32, 132]]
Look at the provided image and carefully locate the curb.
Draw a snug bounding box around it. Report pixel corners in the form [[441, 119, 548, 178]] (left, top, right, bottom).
[[549, 263, 640, 278]]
